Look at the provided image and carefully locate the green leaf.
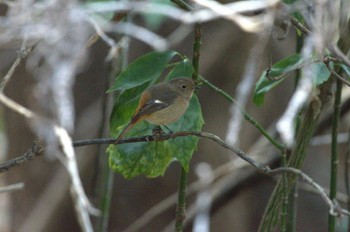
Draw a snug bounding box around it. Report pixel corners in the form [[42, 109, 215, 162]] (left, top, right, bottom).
[[166, 58, 193, 80], [107, 61, 204, 179], [108, 95, 203, 179], [254, 54, 304, 106], [109, 81, 154, 137], [169, 96, 203, 170], [108, 50, 178, 92], [311, 62, 331, 86]]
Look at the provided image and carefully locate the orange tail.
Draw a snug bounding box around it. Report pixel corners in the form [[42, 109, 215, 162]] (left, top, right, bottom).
[[114, 117, 141, 145]]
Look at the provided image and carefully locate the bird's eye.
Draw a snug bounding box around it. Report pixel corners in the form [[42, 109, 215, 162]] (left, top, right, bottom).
[[181, 84, 187, 89]]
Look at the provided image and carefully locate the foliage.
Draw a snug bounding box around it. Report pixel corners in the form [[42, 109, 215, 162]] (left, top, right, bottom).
[[107, 51, 204, 178], [253, 54, 331, 106]]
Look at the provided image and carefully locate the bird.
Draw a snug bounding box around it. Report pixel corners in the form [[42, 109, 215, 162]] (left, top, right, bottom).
[[114, 77, 196, 145]]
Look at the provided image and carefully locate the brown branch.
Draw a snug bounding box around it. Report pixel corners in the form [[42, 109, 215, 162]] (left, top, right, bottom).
[[324, 57, 350, 87], [0, 41, 33, 92], [0, 138, 44, 173], [290, 17, 311, 35], [1, 130, 348, 219]]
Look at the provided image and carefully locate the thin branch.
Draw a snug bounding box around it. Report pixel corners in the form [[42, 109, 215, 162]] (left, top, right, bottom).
[[0, 182, 25, 193], [192, 0, 274, 32], [269, 167, 348, 216], [0, 138, 44, 173], [0, 41, 32, 92], [86, 16, 116, 48], [226, 29, 272, 146], [0, 93, 35, 119], [87, 0, 281, 32], [1, 130, 348, 219], [290, 17, 311, 35], [0, 93, 97, 231], [89, 14, 168, 50], [324, 58, 350, 87], [200, 76, 285, 151], [328, 78, 342, 231], [1, 131, 265, 175], [54, 127, 98, 232], [329, 44, 350, 68]]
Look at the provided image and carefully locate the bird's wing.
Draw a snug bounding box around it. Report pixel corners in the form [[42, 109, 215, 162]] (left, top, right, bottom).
[[133, 83, 178, 119]]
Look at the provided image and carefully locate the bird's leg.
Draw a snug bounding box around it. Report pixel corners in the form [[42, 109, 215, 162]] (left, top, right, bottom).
[[161, 125, 173, 134], [152, 126, 165, 137], [152, 126, 174, 141]]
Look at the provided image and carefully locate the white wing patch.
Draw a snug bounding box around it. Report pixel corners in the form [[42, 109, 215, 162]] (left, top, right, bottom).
[[154, 99, 165, 104]]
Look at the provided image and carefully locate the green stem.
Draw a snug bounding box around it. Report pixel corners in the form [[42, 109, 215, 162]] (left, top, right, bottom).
[[328, 79, 342, 231], [95, 72, 115, 232], [281, 149, 288, 232], [192, 23, 201, 81], [286, 184, 297, 232], [95, 39, 127, 232], [171, 1, 201, 231], [285, 29, 304, 232], [259, 78, 332, 232], [345, 129, 350, 231], [200, 76, 285, 151], [175, 166, 189, 232], [96, 168, 115, 232]]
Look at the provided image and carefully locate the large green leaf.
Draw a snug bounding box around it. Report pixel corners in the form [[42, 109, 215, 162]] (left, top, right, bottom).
[[311, 62, 331, 86], [254, 54, 304, 106], [107, 58, 204, 178], [109, 82, 153, 137], [108, 50, 178, 92], [108, 95, 203, 178], [166, 58, 193, 80]]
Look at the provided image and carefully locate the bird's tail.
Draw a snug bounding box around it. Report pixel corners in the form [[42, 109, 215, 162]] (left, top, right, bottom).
[[114, 117, 141, 145]]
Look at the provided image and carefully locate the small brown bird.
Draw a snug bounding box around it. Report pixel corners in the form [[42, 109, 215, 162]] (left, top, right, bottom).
[[115, 77, 196, 144]]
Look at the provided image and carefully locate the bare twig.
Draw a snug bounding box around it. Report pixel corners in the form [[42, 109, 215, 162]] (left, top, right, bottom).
[[225, 23, 273, 146], [1, 130, 347, 220], [54, 127, 98, 232], [0, 93, 34, 119], [269, 167, 348, 216], [87, 16, 116, 48], [329, 44, 350, 68], [0, 41, 32, 92], [290, 17, 311, 35], [0, 138, 44, 173], [324, 58, 350, 87], [0, 182, 25, 193], [0, 93, 97, 232], [87, 0, 281, 32]]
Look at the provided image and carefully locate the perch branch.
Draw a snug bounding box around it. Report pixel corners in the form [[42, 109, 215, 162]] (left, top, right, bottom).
[[1, 131, 348, 219]]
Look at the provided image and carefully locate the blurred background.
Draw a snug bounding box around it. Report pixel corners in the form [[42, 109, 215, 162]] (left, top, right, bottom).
[[1, 0, 349, 232]]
